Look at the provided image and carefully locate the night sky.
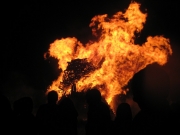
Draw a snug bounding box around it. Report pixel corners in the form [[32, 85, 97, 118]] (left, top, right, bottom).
[[1, 0, 180, 108]]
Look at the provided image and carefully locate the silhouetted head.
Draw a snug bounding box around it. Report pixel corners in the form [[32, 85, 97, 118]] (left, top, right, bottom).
[[21, 97, 33, 113], [47, 90, 58, 104], [59, 97, 74, 108], [0, 94, 12, 113], [59, 97, 77, 115], [86, 88, 101, 105], [14, 97, 33, 114], [130, 63, 170, 110], [13, 99, 20, 114], [116, 103, 132, 121]]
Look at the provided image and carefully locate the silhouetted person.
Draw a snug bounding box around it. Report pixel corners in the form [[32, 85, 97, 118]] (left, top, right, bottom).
[[129, 63, 171, 134], [13, 97, 37, 135], [56, 97, 78, 135], [85, 88, 111, 135], [0, 94, 14, 134], [36, 90, 59, 135], [13, 99, 21, 117], [112, 102, 132, 135]]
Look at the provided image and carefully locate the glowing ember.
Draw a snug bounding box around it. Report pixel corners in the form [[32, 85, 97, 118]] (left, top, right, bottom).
[[45, 2, 172, 111]]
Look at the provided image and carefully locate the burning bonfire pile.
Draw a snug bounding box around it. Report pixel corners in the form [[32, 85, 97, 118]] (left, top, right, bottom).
[[45, 2, 172, 111]]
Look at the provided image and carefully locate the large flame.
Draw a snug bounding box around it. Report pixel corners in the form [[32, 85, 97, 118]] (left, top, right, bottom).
[[45, 2, 172, 111]]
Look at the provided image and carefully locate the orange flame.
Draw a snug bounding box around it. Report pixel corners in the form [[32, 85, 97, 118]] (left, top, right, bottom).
[[45, 2, 172, 111]]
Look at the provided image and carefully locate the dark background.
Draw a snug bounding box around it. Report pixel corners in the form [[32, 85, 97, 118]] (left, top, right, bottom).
[[1, 0, 180, 112]]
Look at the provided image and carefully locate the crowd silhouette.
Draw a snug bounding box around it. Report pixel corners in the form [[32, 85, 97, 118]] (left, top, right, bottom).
[[1, 64, 180, 135]]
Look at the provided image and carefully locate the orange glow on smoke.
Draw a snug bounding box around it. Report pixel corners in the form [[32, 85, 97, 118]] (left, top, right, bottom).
[[45, 2, 172, 111]]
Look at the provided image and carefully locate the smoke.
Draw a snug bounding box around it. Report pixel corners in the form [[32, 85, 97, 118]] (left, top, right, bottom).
[[1, 71, 46, 114]]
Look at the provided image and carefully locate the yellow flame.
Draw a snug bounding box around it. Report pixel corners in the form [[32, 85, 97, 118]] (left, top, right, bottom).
[[45, 2, 172, 111]]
